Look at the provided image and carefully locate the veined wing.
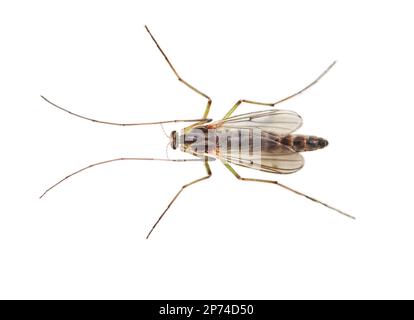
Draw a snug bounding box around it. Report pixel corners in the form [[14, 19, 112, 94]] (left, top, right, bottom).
[[219, 130, 304, 174], [208, 109, 303, 135]]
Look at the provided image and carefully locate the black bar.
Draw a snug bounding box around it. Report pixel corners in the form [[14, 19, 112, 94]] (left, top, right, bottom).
[[0, 299, 396, 319]]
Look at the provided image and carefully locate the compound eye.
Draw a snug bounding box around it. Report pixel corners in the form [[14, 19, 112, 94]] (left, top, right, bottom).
[[170, 131, 177, 149]]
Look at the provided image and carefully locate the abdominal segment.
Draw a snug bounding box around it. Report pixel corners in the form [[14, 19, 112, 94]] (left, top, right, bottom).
[[277, 134, 328, 152]]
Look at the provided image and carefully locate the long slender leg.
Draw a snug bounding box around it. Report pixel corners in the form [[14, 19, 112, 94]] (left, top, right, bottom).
[[223, 61, 336, 119], [222, 161, 354, 219], [40, 157, 203, 199], [144, 26, 212, 122], [40, 96, 209, 126], [146, 159, 212, 239]]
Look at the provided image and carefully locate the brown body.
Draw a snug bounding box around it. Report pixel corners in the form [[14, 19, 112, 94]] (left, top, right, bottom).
[[172, 126, 328, 174], [174, 128, 328, 154]]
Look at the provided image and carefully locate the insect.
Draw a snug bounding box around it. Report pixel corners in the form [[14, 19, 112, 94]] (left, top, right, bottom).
[[40, 26, 355, 239]]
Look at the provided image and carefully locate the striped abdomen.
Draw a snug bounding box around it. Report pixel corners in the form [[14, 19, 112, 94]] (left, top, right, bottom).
[[179, 128, 328, 156], [278, 134, 328, 152]]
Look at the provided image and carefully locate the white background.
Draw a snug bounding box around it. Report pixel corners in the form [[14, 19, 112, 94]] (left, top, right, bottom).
[[1, 0, 413, 299]]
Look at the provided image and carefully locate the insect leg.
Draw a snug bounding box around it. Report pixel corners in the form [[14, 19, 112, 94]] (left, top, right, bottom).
[[223, 61, 336, 119], [40, 157, 203, 199], [146, 158, 212, 239], [145, 26, 212, 122], [40, 96, 209, 126], [222, 161, 355, 220]]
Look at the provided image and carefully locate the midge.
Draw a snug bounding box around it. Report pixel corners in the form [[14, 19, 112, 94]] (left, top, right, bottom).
[[40, 26, 354, 239]]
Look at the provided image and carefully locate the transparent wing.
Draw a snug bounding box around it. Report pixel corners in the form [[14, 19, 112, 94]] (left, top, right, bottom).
[[219, 130, 304, 174], [209, 109, 303, 135]]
